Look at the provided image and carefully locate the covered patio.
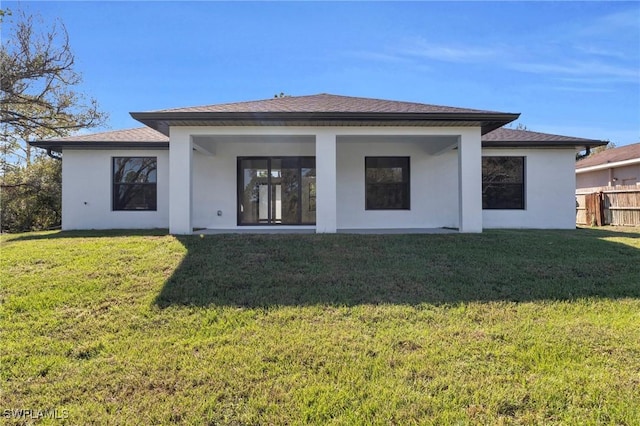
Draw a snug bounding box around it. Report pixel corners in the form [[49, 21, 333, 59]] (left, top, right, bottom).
[[163, 126, 487, 234]]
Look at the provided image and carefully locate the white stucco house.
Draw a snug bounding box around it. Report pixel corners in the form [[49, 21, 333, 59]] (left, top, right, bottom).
[[31, 94, 605, 234]]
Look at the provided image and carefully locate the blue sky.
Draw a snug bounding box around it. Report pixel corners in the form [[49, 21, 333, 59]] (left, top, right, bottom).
[[6, 1, 640, 145]]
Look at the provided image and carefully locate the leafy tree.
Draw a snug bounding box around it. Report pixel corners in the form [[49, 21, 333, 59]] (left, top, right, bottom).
[[0, 8, 106, 232], [576, 141, 615, 161], [1, 156, 61, 232], [589, 141, 616, 155], [0, 8, 107, 171]]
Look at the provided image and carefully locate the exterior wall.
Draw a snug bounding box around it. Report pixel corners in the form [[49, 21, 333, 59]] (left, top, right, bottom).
[[482, 148, 576, 229], [335, 139, 459, 229], [576, 169, 609, 189], [576, 164, 640, 190], [61, 149, 169, 230], [60, 127, 579, 231], [614, 164, 639, 186], [192, 138, 315, 229]]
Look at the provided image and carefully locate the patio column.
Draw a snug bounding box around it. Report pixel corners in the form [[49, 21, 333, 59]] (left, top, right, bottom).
[[458, 130, 483, 233], [315, 131, 337, 233], [169, 129, 193, 234]]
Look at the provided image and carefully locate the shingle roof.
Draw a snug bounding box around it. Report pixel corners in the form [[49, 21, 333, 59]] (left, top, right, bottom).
[[576, 142, 640, 169], [29, 127, 169, 152], [482, 127, 601, 144], [42, 127, 168, 142], [131, 93, 521, 135], [155, 93, 501, 114]]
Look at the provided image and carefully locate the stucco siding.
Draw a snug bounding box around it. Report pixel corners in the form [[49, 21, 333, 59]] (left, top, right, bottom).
[[335, 139, 459, 229], [576, 169, 609, 189], [61, 149, 169, 230], [482, 148, 576, 229], [192, 139, 315, 229], [615, 164, 640, 186]]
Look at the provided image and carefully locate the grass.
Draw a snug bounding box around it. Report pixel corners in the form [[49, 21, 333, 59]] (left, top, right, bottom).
[[1, 227, 639, 425]]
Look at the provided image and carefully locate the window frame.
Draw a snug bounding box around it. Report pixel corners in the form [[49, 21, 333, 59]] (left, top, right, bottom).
[[481, 156, 525, 210], [112, 156, 158, 211], [236, 156, 316, 226], [364, 156, 411, 211]]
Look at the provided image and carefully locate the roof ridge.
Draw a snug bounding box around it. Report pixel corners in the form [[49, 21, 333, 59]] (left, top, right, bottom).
[[151, 93, 509, 114]]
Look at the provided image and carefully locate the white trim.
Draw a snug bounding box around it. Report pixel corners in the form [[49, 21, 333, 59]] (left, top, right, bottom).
[[432, 140, 458, 156], [192, 142, 215, 156]]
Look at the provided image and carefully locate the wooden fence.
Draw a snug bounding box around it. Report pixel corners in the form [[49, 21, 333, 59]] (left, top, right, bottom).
[[576, 185, 640, 226]]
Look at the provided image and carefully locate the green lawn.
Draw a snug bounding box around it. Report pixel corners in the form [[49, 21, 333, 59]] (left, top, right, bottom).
[[1, 228, 639, 425]]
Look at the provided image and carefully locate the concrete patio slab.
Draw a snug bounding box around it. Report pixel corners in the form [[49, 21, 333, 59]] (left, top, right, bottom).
[[195, 228, 458, 235]]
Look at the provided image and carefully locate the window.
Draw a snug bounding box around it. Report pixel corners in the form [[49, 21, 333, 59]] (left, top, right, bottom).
[[237, 157, 315, 225], [482, 156, 524, 209], [365, 157, 410, 210], [113, 157, 157, 211]]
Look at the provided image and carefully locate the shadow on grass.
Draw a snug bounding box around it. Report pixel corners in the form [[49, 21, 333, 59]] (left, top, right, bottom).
[[2, 229, 169, 242], [154, 228, 640, 308]]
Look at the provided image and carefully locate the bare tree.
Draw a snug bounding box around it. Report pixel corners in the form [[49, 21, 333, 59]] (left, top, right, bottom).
[[0, 9, 107, 170], [508, 122, 529, 131]]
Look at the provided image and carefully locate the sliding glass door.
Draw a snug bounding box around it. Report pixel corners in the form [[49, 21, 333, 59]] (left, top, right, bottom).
[[238, 157, 316, 225]]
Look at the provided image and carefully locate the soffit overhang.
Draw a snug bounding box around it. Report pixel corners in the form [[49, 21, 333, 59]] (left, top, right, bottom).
[[28, 141, 169, 153], [129, 111, 521, 136], [482, 140, 608, 149]]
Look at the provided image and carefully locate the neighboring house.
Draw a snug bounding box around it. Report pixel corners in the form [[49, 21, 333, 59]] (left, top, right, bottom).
[[31, 94, 605, 234], [576, 142, 640, 191]]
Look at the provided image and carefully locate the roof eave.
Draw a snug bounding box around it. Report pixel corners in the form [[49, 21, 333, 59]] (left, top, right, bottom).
[[29, 140, 170, 153], [130, 111, 520, 136], [483, 139, 608, 149]]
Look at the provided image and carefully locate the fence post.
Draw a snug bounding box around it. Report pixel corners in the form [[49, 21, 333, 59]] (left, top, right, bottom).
[[596, 191, 604, 226]]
